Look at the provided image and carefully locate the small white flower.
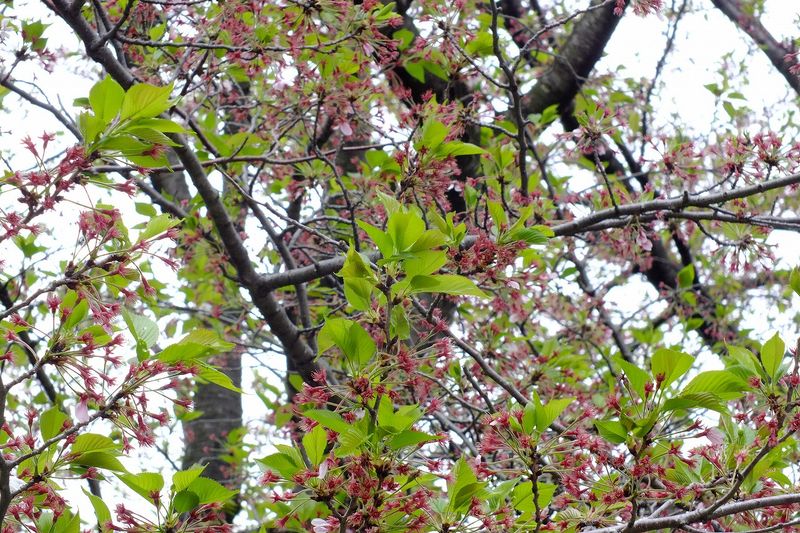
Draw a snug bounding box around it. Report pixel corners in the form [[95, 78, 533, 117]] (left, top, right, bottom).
[[311, 518, 336, 533], [336, 121, 353, 137], [75, 399, 89, 423]]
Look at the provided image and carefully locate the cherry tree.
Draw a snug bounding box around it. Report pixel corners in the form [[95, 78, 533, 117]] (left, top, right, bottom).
[[2, 0, 800, 532]]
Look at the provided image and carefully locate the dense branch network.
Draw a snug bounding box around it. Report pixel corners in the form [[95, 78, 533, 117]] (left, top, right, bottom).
[[1, 0, 800, 531]]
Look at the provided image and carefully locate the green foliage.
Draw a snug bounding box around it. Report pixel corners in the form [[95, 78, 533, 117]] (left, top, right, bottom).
[[6, 3, 800, 532], [317, 317, 376, 370], [79, 78, 183, 167]]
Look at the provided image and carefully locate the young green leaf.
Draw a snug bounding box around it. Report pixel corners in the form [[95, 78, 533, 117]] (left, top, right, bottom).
[[89, 76, 124, 124], [408, 274, 487, 298], [449, 457, 484, 512], [536, 398, 573, 432], [651, 348, 694, 389], [302, 424, 327, 466], [317, 318, 376, 369], [196, 363, 242, 393], [387, 429, 439, 450], [303, 409, 351, 435], [122, 309, 158, 360], [40, 407, 68, 441], [120, 82, 174, 121], [594, 419, 628, 444], [71, 434, 118, 454], [137, 213, 179, 243], [117, 472, 165, 503], [617, 358, 650, 400], [677, 264, 695, 289], [417, 120, 449, 151], [186, 477, 238, 504], [172, 466, 206, 492], [344, 277, 373, 311], [761, 332, 785, 382], [83, 490, 112, 532], [387, 210, 425, 252], [681, 370, 749, 398], [258, 452, 301, 479], [73, 451, 127, 472]]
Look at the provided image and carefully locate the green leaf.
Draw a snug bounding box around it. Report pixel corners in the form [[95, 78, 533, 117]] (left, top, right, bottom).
[[98, 134, 150, 154], [790, 268, 800, 297], [651, 348, 694, 389], [487, 200, 508, 229], [408, 229, 447, 252], [536, 398, 573, 432], [317, 318, 376, 369], [339, 245, 378, 281], [681, 370, 749, 399], [137, 213, 179, 242], [120, 82, 174, 121], [258, 452, 301, 479], [594, 419, 627, 444], [404, 61, 425, 83], [378, 402, 423, 433], [438, 141, 486, 157], [40, 407, 68, 441], [705, 83, 722, 97], [536, 482, 557, 509], [365, 149, 388, 168], [83, 490, 111, 532], [422, 60, 448, 81], [677, 264, 695, 288], [64, 297, 89, 330], [726, 344, 761, 377], [302, 424, 327, 466], [522, 401, 537, 434], [418, 120, 448, 151], [408, 274, 487, 298], [124, 126, 179, 147], [449, 458, 483, 512], [89, 76, 124, 124], [663, 392, 728, 413], [336, 426, 368, 456], [117, 472, 164, 503], [186, 477, 238, 504], [465, 31, 494, 56], [344, 277, 373, 311], [158, 329, 234, 363], [122, 309, 158, 360], [387, 210, 425, 252], [390, 305, 410, 340], [135, 202, 158, 217], [722, 100, 736, 119], [387, 429, 438, 450], [79, 111, 105, 142], [127, 152, 170, 168], [73, 451, 127, 472], [173, 466, 206, 492], [133, 118, 186, 133], [504, 227, 550, 245], [52, 511, 80, 533], [617, 358, 650, 400], [172, 490, 200, 513], [403, 250, 447, 278], [303, 409, 351, 435], [71, 434, 117, 454], [761, 332, 785, 381], [196, 363, 242, 393], [393, 28, 415, 51]]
